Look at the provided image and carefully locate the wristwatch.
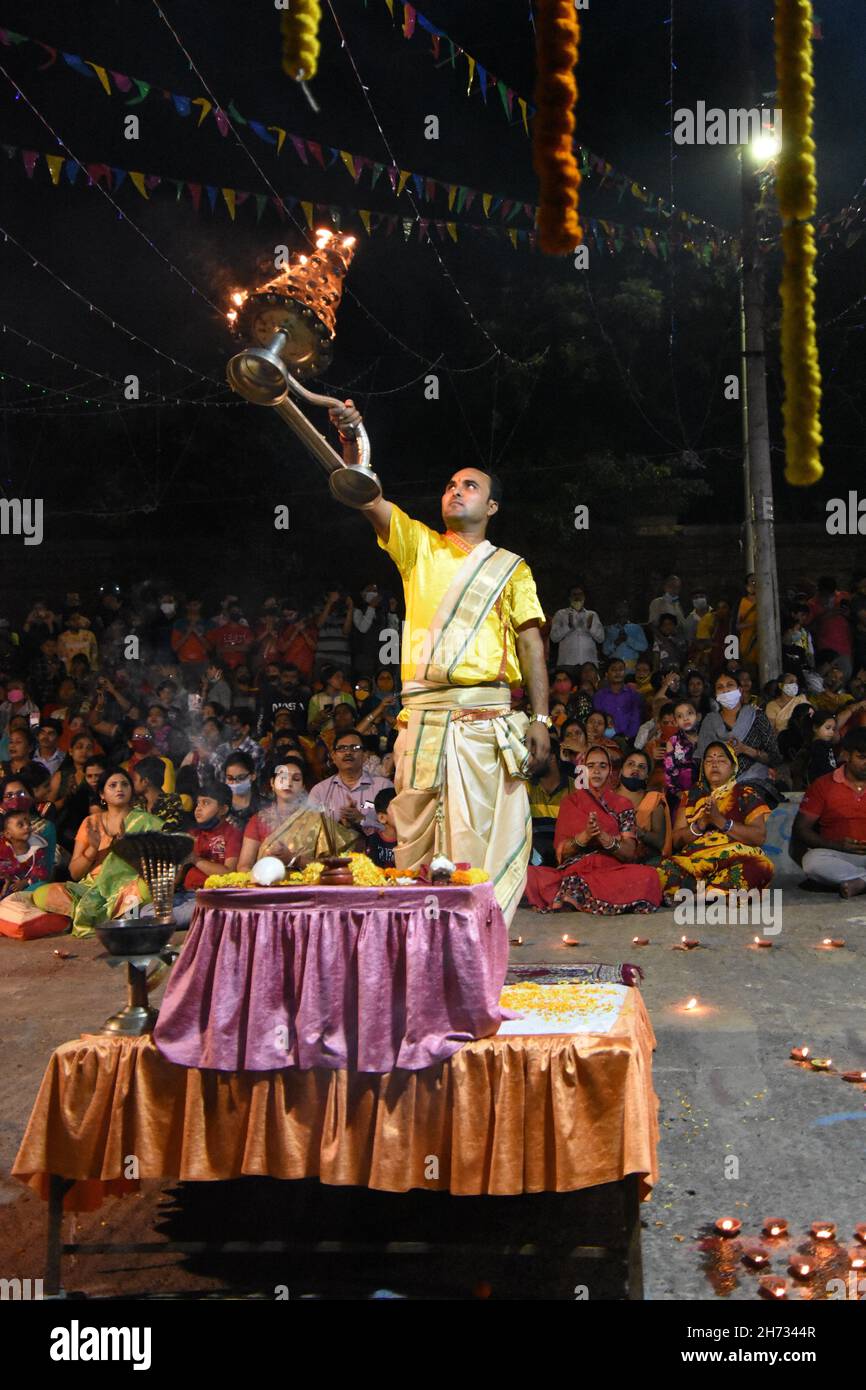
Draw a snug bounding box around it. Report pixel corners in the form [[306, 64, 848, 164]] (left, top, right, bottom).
[[529, 713, 553, 728]]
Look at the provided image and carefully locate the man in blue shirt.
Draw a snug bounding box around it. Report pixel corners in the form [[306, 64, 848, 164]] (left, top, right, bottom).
[[603, 600, 649, 672]]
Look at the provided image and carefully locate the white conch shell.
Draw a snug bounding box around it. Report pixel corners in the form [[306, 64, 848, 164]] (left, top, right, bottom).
[[251, 856, 286, 886]]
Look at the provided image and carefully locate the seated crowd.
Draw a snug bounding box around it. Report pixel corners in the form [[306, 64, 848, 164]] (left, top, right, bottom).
[[0, 568, 864, 934], [524, 570, 866, 914]]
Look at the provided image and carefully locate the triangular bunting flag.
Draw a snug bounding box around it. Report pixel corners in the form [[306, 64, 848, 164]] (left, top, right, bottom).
[[87, 62, 112, 95], [222, 188, 236, 220], [446, 222, 457, 242], [65, 160, 80, 184], [192, 97, 212, 126], [359, 209, 371, 233], [188, 183, 201, 212], [466, 55, 476, 94], [205, 185, 218, 211], [289, 135, 308, 163], [129, 171, 149, 198], [518, 97, 529, 135], [228, 101, 246, 125], [172, 93, 191, 117], [307, 140, 325, 168], [301, 200, 314, 228], [126, 78, 150, 106], [508, 229, 518, 249], [268, 127, 287, 154], [498, 82, 513, 118], [397, 169, 410, 195], [112, 167, 127, 190], [249, 120, 277, 144], [46, 154, 64, 185], [478, 66, 487, 101], [214, 109, 230, 137], [482, 193, 492, 217], [339, 150, 356, 179], [370, 163, 383, 188], [403, 5, 416, 38], [62, 53, 95, 80], [412, 173, 424, 198], [22, 150, 38, 178], [110, 70, 132, 93]]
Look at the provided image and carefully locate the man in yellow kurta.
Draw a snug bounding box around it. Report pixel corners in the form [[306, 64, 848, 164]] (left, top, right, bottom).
[[327, 400, 551, 924]]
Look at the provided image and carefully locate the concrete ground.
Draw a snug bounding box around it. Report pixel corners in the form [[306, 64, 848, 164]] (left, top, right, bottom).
[[1, 872, 865, 1300]]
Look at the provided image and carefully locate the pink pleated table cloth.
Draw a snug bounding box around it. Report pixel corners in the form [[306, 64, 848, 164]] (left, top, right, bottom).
[[153, 883, 509, 1074]]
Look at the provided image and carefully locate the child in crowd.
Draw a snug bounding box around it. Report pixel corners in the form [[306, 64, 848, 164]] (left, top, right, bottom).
[[807, 715, 839, 784], [182, 783, 242, 890], [365, 786, 398, 868], [664, 699, 700, 807], [0, 800, 51, 896], [637, 702, 679, 792]]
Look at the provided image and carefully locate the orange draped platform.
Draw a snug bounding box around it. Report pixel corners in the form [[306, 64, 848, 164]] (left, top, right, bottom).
[[13, 990, 658, 1213]]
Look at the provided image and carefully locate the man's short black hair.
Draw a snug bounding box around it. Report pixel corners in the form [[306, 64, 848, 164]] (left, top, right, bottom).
[[374, 786, 397, 813], [842, 727, 866, 757], [485, 471, 503, 506]]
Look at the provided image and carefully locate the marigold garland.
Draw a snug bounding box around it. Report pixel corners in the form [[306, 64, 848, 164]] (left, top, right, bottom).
[[774, 0, 823, 486], [281, 0, 321, 83], [531, 0, 582, 255]]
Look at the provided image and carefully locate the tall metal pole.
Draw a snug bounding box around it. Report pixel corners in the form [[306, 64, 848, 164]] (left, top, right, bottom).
[[738, 258, 756, 575], [737, 0, 781, 687], [740, 149, 782, 687]]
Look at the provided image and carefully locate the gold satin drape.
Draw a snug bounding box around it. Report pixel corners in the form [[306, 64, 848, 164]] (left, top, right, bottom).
[[13, 992, 658, 1212]]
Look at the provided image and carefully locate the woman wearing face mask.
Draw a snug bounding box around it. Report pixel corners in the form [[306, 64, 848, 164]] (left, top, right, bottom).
[[24, 768, 165, 935], [617, 749, 672, 863], [236, 757, 353, 872], [223, 752, 262, 832], [765, 672, 810, 734], [656, 742, 773, 901], [696, 673, 782, 801], [523, 745, 662, 914]]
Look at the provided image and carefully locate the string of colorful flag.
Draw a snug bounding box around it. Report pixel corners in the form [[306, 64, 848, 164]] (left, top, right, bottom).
[[0, 23, 725, 236], [0, 141, 737, 263]]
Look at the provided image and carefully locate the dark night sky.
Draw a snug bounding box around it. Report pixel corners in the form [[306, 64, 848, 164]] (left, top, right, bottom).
[[0, 0, 865, 597]]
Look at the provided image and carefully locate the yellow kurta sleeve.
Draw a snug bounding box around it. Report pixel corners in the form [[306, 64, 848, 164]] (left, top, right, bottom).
[[507, 560, 545, 630], [377, 504, 429, 576]]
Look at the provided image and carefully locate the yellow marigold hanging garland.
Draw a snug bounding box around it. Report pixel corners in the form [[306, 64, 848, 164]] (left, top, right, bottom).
[[281, 0, 321, 83], [774, 0, 822, 486], [531, 0, 582, 256]]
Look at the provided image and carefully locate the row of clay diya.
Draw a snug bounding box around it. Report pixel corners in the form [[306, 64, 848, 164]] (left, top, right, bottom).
[[713, 1219, 866, 1297]]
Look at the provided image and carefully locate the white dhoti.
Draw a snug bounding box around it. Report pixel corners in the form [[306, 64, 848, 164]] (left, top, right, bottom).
[[392, 686, 532, 926]]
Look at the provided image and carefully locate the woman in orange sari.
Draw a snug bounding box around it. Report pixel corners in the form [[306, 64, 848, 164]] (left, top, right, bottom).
[[736, 574, 759, 673], [523, 745, 662, 914]]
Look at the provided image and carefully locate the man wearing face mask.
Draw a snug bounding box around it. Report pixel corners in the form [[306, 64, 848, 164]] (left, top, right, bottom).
[[648, 575, 687, 634], [208, 604, 254, 671], [696, 673, 781, 795], [549, 586, 605, 670], [684, 591, 713, 654], [147, 590, 178, 663], [210, 709, 265, 778], [528, 735, 575, 866], [603, 600, 648, 672]]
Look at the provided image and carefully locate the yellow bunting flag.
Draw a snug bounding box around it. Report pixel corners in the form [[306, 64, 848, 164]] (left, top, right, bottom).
[[192, 97, 212, 126], [340, 150, 356, 179], [359, 209, 371, 233], [300, 200, 314, 228], [482, 193, 492, 217], [518, 97, 529, 135], [385, 0, 394, 15], [87, 63, 112, 95], [446, 222, 457, 242], [268, 126, 287, 155], [508, 229, 518, 249], [397, 169, 410, 195], [466, 54, 476, 94], [129, 171, 149, 199], [447, 185, 457, 210], [222, 188, 236, 220], [45, 155, 64, 185]]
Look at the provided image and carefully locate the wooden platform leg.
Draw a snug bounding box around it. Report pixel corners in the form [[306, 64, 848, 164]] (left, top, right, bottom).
[[623, 1174, 644, 1301], [45, 1175, 71, 1296]]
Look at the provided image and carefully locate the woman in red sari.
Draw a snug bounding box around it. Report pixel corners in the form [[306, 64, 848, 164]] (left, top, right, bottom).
[[523, 745, 662, 915]]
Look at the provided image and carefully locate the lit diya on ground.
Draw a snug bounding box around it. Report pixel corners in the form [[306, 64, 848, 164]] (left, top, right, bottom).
[[561, 934, 580, 947], [809, 1057, 833, 1071], [749, 935, 773, 949], [788, 1259, 814, 1281], [632, 936, 650, 946], [762, 1218, 789, 1238], [510, 936, 523, 946], [810, 1221, 837, 1241], [742, 1245, 771, 1268], [855, 1224, 866, 1245], [816, 937, 846, 949], [759, 1275, 788, 1299], [714, 1217, 742, 1237], [849, 1249, 866, 1270], [790, 1046, 810, 1063], [674, 936, 700, 950], [842, 1070, 866, 1083]]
